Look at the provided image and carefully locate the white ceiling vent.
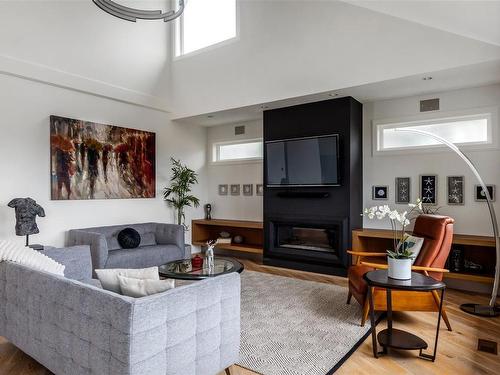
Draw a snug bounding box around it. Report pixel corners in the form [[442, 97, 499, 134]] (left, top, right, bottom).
[[420, 98, 440, 112]]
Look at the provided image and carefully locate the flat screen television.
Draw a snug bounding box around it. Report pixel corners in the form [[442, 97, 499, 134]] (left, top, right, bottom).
[[266, 134, 340, 187]]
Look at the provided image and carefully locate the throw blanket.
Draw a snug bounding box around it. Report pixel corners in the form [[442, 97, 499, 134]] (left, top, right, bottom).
[[0, 240, 65, 276]]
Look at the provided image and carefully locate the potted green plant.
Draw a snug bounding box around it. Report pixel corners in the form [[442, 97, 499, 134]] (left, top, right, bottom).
[[163, 158, 200, 229], [363, 199, 424, 279]]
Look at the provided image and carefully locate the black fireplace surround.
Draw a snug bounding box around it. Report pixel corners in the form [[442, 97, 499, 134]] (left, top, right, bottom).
[[263, 97, 363, 276]]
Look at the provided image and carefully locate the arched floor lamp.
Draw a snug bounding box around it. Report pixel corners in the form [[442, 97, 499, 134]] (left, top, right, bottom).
[[395, 128, 500, 317]]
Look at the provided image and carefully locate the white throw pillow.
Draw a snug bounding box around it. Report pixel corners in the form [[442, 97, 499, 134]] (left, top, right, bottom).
[[399, 234, 425, 264], [0, 240, 65, 276], [118, 275, 175, 297], [95, 267, 159, 293]]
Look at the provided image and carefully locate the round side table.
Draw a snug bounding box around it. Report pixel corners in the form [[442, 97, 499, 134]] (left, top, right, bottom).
[[363, 269, 446, 362]]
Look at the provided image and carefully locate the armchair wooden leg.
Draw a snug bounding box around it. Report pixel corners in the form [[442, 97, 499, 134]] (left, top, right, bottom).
[[346, 291, 352, 305], [430, 290, 452, 331], [361, 299, 370, 327], [225, 367, 232, 375]]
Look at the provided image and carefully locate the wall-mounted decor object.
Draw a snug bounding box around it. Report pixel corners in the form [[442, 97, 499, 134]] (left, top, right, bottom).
[[50, 115, 156, 200], [395, 177, 410, 204], [92, 0, 185, 23], [447, 176, 464, 205], [243, 184, 253, 196], [372, 185, 388, 200], [230, 184, 240, 196], [8, 198, 45, 248], [218, 184, 228, 196], [256, 184, 264, 196], [475, 185, 496, 202], [420, 175, 437, 205]]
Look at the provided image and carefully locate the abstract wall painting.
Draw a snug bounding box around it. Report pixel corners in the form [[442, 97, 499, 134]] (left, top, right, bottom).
[[447, 176, 464, 205], [395, 177, 411, 204], [475, 185, 496, 202], [420, 175, 437, 205], [372, 185, 388, 200], [50, 115, 156, 200]]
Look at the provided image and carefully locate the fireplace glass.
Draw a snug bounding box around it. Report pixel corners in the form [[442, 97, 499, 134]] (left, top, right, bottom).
[[276, 225, 340, 254]]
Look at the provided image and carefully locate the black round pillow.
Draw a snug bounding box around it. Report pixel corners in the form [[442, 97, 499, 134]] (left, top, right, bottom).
[[117, 228, 141, 249]]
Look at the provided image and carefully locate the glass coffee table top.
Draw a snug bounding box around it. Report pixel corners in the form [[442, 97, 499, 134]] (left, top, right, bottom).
[[159, 257, 244, 280]]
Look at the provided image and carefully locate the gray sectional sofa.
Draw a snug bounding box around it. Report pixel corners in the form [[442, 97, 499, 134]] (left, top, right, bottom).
[[0, 245, 241, 375], [68, 223, 187, 276]]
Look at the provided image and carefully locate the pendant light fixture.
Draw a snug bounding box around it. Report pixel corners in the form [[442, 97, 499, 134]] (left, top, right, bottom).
[[93, 0, 185, 22]]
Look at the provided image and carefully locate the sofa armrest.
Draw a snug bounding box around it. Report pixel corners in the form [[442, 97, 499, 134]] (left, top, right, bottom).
[[155, 223, 187, 258], [68, 230, 108, 274], [130, 272, 241, 374], [43, 245, 92, 281]]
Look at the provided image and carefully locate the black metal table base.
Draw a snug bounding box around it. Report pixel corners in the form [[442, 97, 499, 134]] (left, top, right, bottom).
[[367, 272, 445, 362]]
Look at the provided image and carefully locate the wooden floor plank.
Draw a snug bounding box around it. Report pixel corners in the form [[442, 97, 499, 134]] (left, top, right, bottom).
[[1, 258, 499, 375]]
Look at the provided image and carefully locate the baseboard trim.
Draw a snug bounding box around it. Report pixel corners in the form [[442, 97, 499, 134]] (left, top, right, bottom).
[[0, 54, 170, 113]]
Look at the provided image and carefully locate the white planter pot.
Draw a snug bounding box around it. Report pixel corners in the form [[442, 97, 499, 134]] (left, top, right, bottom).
[[387, 257, 412, 280]]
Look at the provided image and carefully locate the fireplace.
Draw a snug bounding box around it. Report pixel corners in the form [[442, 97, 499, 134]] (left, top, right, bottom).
[[265, 218, 349, 276]]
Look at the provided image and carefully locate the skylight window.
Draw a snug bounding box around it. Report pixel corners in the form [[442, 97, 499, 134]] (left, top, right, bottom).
[[175, 0, 237, 57]]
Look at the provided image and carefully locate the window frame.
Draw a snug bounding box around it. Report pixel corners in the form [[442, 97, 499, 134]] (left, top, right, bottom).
[[211, 138, 263, 165], [372, 107, 498, 156], [173, 0, 240, 59]]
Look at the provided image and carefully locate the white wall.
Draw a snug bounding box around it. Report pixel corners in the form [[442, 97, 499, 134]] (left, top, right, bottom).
[[0, 73, 207, 247], [363, 84, 500, 236], [206, 121, 263, 221], [168, 0, 500, 118]]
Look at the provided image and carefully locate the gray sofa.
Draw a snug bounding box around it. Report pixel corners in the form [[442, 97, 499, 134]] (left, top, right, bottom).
[[68, 223, 187, 275], [0, 245, 241, 375]]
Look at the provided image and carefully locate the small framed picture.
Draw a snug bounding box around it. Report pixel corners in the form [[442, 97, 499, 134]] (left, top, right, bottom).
[[243, 184, 253, 196], [230, 184, 240, 196], [420, 175, 437, 205], [256, 184, 264, 196], [475, 185, 495, 202], [395, 177, 410, 204], [218, 184, 228, 196], [447, 176, 464, 205], [372, 185, 388, 200]]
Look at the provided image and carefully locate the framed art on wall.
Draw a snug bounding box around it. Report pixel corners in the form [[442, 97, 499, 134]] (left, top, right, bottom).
[[50, 115, 155, 200], [243, 184, 253, 196], [256, 184, 264, 196], [420, 175, 437, 205], [372, 185, 388, 200], [218, 184, 228, 196], [447, 176, 464, 205], [395, 177, 410, 204], [475, 185, 496, 202], [230, 184, 240, 196]]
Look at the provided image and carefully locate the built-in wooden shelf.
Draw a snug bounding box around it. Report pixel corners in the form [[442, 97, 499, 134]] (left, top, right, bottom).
[[352, 228, 496, 286], [192, 219, 264, 255]]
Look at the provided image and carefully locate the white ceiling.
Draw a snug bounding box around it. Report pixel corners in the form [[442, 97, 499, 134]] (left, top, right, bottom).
[[343, 0, 500, 46], [175, 60, 500, 126]]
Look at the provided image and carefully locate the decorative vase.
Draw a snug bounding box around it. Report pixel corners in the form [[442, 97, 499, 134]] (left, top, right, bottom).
[[387, 257, 412, 280], [191, 255, 203, 269]]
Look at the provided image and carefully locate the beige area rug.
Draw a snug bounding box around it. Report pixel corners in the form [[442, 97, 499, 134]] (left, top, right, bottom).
[[238, 271, 374, 375]]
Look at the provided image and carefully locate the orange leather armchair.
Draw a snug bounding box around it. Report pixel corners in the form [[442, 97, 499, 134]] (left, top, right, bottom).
[[347, 214, 455, 330]]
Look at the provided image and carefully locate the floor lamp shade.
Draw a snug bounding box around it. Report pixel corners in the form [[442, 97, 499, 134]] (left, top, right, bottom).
[[394, 128, 500, 317]]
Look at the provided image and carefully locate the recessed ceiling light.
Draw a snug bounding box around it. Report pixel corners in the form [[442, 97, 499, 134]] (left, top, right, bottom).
[[207, 115, 214, 118], [328, 93, 339, 97], [422, 76, 433, 81], [260, 105, 269, 109]]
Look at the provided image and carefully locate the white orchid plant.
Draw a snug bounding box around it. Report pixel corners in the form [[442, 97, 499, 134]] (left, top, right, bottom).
[[363, 199, 424, 259]]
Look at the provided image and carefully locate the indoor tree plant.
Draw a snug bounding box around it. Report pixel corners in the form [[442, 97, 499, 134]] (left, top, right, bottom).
[[163, 158, 200, 229], [363, 199, 424, 279]]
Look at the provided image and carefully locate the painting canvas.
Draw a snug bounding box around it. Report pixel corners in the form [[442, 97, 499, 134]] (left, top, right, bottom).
[[395, 177, 410, 204], [50, 115, 156, 200], [447, 176, 464, 205], [420, 175, 437, 205]]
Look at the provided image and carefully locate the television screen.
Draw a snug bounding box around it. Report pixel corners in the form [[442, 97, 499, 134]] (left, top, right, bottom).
[[266, 135, 339, 186]]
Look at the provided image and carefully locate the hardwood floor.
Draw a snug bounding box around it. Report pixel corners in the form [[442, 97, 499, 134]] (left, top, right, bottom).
[[1, 258, 499, 375]]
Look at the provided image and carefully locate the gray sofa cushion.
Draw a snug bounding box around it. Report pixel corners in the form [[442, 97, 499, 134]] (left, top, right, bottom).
[[106, 245, 183, 269], [43, 245, 92, 281], [140, 232, 157, 247]]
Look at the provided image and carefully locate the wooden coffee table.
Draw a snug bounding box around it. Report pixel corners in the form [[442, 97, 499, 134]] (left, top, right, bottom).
[[159, 257, 244, 280]]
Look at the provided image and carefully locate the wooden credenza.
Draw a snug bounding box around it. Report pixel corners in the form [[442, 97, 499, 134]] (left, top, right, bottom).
[[192, 219, 263, 255], [352, 228, 496, 284]]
